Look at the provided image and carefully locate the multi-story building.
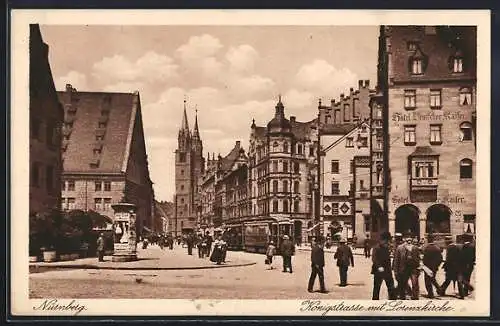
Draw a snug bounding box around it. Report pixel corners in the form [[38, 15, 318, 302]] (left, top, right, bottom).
[[155, 200, 174, 234], [58, 85, 155, 238], [29, 24, 64, 217], [248, 97, 319, 245], [377, 25, 477, 241], [199, 153, 218, 233], [174, 102, 205, 235]]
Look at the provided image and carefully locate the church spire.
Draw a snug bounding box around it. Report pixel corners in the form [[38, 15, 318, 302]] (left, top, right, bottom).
[[193, 106, 200, 139], [181, 98, 189, 131]]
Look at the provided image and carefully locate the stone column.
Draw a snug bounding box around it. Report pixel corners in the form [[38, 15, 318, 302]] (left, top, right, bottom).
[[419, 218, 426, 240], [388, 218, 395, 238], [112, 203, 138, 262]]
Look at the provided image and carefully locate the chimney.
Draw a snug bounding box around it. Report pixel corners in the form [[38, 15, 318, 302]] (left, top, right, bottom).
[[331, 99, 335, 106], [340, 93, 344, 99], [290, 116, 296, 123], [236, 140, 241, 147], [365, 80, 370, 88], [358, 80, 363, 89], [66, 84, 73, 92], [350, 87, 354, 94]]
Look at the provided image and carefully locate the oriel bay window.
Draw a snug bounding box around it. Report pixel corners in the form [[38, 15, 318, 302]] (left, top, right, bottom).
[[408, 147, 440, 191]]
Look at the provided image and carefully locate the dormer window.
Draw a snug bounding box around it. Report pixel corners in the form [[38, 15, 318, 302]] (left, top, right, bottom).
[[453, 57, 463, 73], [411, 58, 423, 74], [407, 41, 418, 51], [409, 45, 427, 75]]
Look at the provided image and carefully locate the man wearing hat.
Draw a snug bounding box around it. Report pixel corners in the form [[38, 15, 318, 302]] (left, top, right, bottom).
[[393, 235, 421, 299], [308, 237, 327, 293], [462, 238, 475, 296], [334, 238, 354, 287], [280, 235, 295, 273], [96, 233, 105, 262], [439, 236, 465, 298], [371, 231, 396, 300], [422, 235, 443, 298]]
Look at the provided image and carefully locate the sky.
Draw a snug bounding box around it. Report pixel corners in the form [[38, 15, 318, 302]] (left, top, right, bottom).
[[40, 25, 379, 202]]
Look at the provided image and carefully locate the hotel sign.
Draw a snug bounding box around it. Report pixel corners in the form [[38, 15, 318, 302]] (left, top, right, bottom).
[[392, 112, 466, 122]]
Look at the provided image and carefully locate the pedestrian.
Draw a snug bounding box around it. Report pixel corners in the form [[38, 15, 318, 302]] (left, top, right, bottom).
[[96, 233, 105, 262], [197, 233, 205, 258], [221, 236, 228, 262], [168, 234, 174, 250], [280, 235, 295, 273], [439, 236, 465, 299], [352, 234, 358, 251], [371, 231, 396, 300], [205, 231, 213, 258], [265, 241, 276, 270], [422, 235, 443, 298], [393, 236, 421, 300], [142, 237, 149, 249], [210, 236, 226, 265], [364, 234, 371, 258], [186, 233, 194, 255], [334, 238, 354, 287], [462, 239, 475, 296], [308, 237, 327, 293]]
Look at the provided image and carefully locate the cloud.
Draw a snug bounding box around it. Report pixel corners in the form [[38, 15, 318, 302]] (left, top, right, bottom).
[[294, 59, 358, 96], [226, 44, 259, 73], [54, 70, 88, 91], [281, 89, 316, 119], [176, 34, 223, 62], [92, 51, 178, 84], [229, 75, 276, 98]]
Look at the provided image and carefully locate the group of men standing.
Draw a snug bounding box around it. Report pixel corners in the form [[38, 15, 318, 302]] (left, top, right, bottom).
[[371, 232, 475, 300]]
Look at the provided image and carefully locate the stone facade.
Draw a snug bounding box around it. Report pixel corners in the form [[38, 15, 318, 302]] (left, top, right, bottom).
[[378, 26, 477, 241], [29, 24, 64, 217], [248, 98, 319, 245], [174, 102, 205, 235], [58, 87, 155, 237]]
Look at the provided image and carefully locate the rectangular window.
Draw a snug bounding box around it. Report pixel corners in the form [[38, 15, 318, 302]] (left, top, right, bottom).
[[430, 89, 442, 109], [94, 198, 103, 210], [404, 125, 416, 145], [67, 180, 75, 191], [95, 181, 102, 191], [294, 162, 300, 174], [46, 165, 54, 193], [358, 137, 368, 147], [297, 144, 303, 155], [309, 146, 315, 157], [179, 153, 186, 162], [460, 88, 472, 106], [414, 162, 435, 178], [95, 135, 104, 141], [344, 104, 350, 122], [31, 162, 40, 187], [273, 161, 278, 172], [68, 198, 76, 210], [331, 182, 340, 195], [331, 160, 339, 173], [332, 203, 339, 215], [104, 181, 111, 191], [359, 179, 365, 190], [98, 122, 107, 128], [283, 162, 288, 173], [430, 124, 442, 144], [61, 181, 66, 191], [104, 198, 112, 211], [407, 41, 417, 51], [453, 58, 463, 73], [376, 107, 383, 118], [346, 137, 354, 147], [411, 59, 423, 74], [404, 90, 416, 109]]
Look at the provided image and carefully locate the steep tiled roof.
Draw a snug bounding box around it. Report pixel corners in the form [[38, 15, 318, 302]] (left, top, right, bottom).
[[58, 89, 137, 173], [410, 146, 439, 157], [220, 141, 245, 172], [253, 118, 317, 141]]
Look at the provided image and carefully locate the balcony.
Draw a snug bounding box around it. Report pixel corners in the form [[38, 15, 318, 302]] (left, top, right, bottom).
[[411, 177, 438, 189]]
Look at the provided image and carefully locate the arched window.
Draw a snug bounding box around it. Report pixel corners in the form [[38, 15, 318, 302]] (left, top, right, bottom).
[[283, 200, 289, 213], [460, 122, 473, 141], [294, 181, 299, 193], [283, 142, 289, 153], [272, 200, 278, 213], [283, 180, 288, 193], [273, 180, 278, 193], [273, 141, 279, 152], [460, 159, 473, 179], [294, 200, 300, 212]]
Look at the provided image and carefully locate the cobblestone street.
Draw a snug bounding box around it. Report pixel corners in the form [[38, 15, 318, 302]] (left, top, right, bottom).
[[30, 246, 475, 300]]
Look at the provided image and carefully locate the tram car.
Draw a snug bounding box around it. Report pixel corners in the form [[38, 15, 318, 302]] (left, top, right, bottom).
[[223, 225, 244, 251], [242, 219, 294, 254]]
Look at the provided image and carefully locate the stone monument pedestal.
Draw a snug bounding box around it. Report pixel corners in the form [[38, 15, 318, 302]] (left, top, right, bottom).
[[111, 202, 138, 262]]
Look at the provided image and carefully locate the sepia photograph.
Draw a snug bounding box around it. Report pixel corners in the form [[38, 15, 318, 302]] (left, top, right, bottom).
[[11, 10, 490, 317]]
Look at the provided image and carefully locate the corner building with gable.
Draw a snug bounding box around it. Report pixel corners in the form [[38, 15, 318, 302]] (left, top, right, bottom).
[[377, 26, 477, 242]]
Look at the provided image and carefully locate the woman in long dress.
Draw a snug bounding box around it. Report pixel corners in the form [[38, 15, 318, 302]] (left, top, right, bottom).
[[210, 236, 226, 264]]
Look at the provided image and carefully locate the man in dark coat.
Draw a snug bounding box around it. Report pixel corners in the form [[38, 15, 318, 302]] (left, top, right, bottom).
[[280, 235, 294, 273], [205, 231, 214, 257], [308, 237, 327, 293], [462, 240, 475, 295], [186, 233, 194, 255], [371, 232, 396, 300], [334, 238, 354, 287], [364, 234, 371, 258], [439, 237, 465, 298], [422, 235, 443, 298], [393, 236, 421, 300], [96, 233, 105, 262]]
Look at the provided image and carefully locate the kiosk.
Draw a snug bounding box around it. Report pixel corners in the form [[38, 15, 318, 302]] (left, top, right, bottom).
[[111, 203, 138, 262]]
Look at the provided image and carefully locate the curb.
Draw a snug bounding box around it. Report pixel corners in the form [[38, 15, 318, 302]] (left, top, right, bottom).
[[29, 261, 256, 271], [297, 247, 367, 256]]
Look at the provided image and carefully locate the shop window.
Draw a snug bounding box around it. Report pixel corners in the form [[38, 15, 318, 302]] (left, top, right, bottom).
[[460, 158, 473, 179]]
